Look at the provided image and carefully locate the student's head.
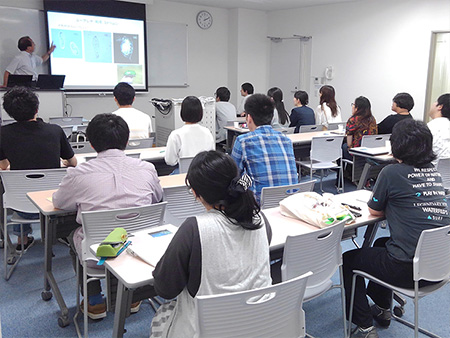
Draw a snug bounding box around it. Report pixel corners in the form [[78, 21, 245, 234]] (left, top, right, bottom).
[[392, 92, 414, 112], [87, 113, 129, 153], [319, 85, 338, 117], [294, 90, 309, 106], [215, 87, 231, 102], [18, 36, 34, 52], [390, 119, 435, 166], [352, 96, 373, 121], [2, 86, 39, 122], [241, 82, 254, 96], [432, 93, 450, 120], [244, 94, 274, 127], [180, 96, 203, 123], [113, 82, 135, 106], [186, 150, 261, 230], [267, 87, 283, 103]]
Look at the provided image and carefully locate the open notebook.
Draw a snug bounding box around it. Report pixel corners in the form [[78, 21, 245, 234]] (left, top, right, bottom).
[[126, 228, 175, 267]]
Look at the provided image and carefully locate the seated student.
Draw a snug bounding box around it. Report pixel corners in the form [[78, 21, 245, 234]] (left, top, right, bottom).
[[112, 82, 153, 139], [214, 86, 237, 144], [427, 93, 450, 165], [0, 86, 76, 252], [343, 119, 449, 338], [343, 96, 377, 160], [377, 92, 413, 134], [53, 113, 163, 319], [231, 94, 298, 203], [238, 82, 254, 116], [164, 96, 215, 171], [150, 150, 272, 337], [315, 85, 342, 125], [267, 87, 290, 128], [289, 90, 315, 133]]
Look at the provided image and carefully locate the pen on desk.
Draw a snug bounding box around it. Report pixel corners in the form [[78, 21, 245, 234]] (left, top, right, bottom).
[[341, 203, 361, 211], [116, 240, 132, 256]]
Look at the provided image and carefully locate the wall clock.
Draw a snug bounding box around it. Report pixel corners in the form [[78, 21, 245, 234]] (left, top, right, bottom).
[[196, 10, 213, 30]]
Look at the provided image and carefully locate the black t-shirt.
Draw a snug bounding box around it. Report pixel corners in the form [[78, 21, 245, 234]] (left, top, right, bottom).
[[289, 106, 315, 133], [368, 163, 450, 262], [377, 113, 412, 135], [0, 118, 75, 170]]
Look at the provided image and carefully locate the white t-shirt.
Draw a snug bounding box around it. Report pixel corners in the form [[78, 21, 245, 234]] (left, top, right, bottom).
[[6, 51, 43, 80], [112, 107, 153, 139], [164, 124, 215, 166], [428, 117, 450, 165], [215, 101, 237, 143], [315, 104, 342, 125], [237, 94, 251, 115]]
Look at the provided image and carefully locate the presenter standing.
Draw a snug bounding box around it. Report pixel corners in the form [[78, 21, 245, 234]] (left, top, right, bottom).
[[2, 36, 55, 87]]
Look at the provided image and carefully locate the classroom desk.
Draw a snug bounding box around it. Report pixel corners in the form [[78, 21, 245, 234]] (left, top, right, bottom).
[[25, 173, 188, 328], [99, 189, 381, 337], [348, 147, 395, 189]]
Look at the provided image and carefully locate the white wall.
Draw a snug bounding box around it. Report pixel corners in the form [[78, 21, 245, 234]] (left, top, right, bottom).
[[267, 0, 450, 122]]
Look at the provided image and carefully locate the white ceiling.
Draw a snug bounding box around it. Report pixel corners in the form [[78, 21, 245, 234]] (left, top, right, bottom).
[[160, 0, 362, 11]]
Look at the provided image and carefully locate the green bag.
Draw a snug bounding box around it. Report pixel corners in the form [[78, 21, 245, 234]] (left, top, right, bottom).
[[96, 228, 128, 257]]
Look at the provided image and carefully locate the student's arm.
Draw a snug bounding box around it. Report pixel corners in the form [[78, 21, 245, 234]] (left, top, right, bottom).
[[369, 207, 385, 217], [346, 135, 353, 148], [230, 137, 245, 174], [2, 71, 10, 87], [63, 156, 77, 167], [164, 132, 180, 166], [0, 159, 10, 170], [52, 172, 78, 210], [367, 167, 389, 215]]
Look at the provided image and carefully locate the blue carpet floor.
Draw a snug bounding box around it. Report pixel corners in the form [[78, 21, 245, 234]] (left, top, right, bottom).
[[1, 172, 449, 337]]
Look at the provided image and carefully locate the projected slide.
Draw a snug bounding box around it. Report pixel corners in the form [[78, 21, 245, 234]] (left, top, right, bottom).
[[47, 11, 146, 90]]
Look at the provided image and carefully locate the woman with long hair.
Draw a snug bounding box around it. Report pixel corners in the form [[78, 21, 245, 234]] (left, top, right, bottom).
[[315, 85, 342, 125], [343, 96, 377, 159], [151, 150, 272, 337], [267, 87, 290, 127]]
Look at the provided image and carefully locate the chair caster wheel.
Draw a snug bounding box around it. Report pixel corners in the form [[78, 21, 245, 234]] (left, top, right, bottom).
[[393, 305, 405, 317], [42, 291, 53, 301], [58, 316, 70, 328], [7, 256, 17, 265]]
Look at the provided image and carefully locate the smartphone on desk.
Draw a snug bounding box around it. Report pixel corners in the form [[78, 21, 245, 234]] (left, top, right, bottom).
[[148, 229, 172, 238]]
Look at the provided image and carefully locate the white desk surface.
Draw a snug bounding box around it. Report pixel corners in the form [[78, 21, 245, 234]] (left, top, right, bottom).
[[76, 147, 166, 163], [349, 147, 394, 161]]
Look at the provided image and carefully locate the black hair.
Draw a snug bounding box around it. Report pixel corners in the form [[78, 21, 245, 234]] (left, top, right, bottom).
[[18, 36, 32, 51], [393, 92, 414, 111], [2, 86, 39, 121], [241, 82, 254, 95], [244, 94, 274, 126], [215, 87, 231, 102], [186, 151, 261, 230], [180, 96, 203, 123], [319, 85, 339, 117], [267, 87, 289, 125], [391, 119, 435, 166], [87, 113, 129, 153], [437, 93, 450, 119], [353, 96, 376, 126], [113, 82, 135, 106], [294, 90, 309, 105]]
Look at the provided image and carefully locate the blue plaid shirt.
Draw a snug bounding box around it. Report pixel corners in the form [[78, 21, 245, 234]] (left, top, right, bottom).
[[231, 125, 298, 203]]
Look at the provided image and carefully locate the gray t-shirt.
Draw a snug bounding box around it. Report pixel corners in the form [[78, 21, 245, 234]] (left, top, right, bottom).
[[368, 163, 449, 262]]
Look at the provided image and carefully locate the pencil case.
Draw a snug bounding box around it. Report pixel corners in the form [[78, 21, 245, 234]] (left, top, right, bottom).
[[96, 228, 128, 257]]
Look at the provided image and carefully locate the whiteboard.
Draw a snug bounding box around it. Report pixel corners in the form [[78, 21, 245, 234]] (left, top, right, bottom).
[[147, 21, 188, 87]]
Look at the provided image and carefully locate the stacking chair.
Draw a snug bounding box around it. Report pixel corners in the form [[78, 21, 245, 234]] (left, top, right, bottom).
[[1, 119, 15, 126], [348, 224, 450, 338], [163, 185, 205, 226], [0, 168, 68, 280], [74, 202, 167, 338], [281, 220, 347, 337], [126, 137, 154, 150], [195, 271, 313, 338], [361, 134, 391, 148], [326, 122, 345, 131], [437, 158, 450, 195], [49, 116, 84, 126], [70, 141, 94, 155], [299, 124, 322, 133], [260, 180, 315, 209], [179, 156, 195, 174], [62, 126, 73, 139], [296, 135, 345, 192], [274, 127, 296, 135]]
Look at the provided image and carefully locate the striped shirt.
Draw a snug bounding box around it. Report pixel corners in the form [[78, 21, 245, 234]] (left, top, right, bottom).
[[231, 125, 297, 203]]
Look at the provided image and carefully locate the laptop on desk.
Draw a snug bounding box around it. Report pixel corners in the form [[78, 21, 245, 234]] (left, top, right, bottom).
[[36, 74, 65, 90], [350, 146, 390, 156], [7, 74, 33, 88]]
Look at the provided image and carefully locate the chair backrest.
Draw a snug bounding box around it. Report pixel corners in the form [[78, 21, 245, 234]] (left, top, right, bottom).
[[281, 221, 345, 292], [179, 156, 195, 174], [310, 135, 344, 163], [0, 168, 67, 213], [62, 125, 74, 138], [81, 202, 167, 258], [1, 119, 15, 126], [194, 271, 312, 338], [361, 134, 391, 148], [126, 153, 140, 159], [49, 116, 84, 126], [260, 180, 315, 209], [126, 137, 154, 150], [299, 124, 322, 133], [437, 158, 450, 192], [70, 141, 95, 154], [326, 122, 345, 131], [163, 185, 205, 226], [274, 127, 296, 135], [413, 224, 450, 282]]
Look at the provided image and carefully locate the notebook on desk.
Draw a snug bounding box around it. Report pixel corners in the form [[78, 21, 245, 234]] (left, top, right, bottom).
[[350, 146, 389, 156]]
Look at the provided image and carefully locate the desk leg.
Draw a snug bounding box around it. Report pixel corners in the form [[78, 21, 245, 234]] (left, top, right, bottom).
[[42, 214, 70, 327], [361, 223, 380, 248], [357, 162, 372, 190], [113, 281, 132, 338]]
